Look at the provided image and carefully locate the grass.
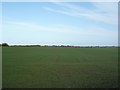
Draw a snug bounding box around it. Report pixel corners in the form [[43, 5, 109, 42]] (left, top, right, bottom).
[[2, 47, 118, 88], [0, 46, 2, 89]]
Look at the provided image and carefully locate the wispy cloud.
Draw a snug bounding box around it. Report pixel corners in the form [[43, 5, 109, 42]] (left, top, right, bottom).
[[7, 21, 76, 33], [44, 2, 117, 25], [6, 21, 117, 37]]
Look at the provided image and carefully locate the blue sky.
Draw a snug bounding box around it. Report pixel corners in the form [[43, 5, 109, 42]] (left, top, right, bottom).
[[2, 2, 118, 46]]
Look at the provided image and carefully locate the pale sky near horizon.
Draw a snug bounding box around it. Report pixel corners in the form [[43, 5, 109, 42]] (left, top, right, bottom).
[[2, 2, 118, 46]]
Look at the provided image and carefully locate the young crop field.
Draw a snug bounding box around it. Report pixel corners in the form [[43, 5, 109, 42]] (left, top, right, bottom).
[[2, 47, 118, 88]]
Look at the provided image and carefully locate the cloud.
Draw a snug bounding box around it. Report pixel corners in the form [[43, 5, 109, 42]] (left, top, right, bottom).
[[91, 2, 118, 24], [7, 21, 76, 33], [6, 21, 117, 37], [82, 0, 117, 1], [44, 2, 117, 25]]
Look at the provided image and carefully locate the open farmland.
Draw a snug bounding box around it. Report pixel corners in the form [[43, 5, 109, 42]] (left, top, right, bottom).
[[2, 47, 118, 88]]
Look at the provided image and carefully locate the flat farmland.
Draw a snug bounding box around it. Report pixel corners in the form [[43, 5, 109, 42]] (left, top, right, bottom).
[[2, 47, 118, 88]]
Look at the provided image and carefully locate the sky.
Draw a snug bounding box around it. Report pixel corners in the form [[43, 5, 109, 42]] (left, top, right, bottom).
[[2, 1, 118, 46]]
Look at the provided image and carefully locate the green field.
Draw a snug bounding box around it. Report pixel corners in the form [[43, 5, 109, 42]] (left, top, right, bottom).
[[2, 47, 118, 88]]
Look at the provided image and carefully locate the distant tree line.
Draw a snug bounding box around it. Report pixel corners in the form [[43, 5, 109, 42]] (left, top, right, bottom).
[[0, 43, 119, 48], [0, 43, 9, 46]]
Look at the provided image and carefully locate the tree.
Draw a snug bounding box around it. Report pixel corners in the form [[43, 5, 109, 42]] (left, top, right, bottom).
[[2, 43, 9, 46]]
